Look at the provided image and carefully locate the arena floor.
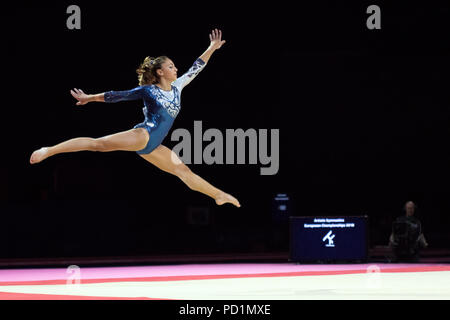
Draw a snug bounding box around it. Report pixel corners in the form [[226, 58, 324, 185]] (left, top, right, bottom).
[[0, 263, 449, 300]]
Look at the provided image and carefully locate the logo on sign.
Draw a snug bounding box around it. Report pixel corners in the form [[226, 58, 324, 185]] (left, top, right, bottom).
[[322, 230, 335, 247]]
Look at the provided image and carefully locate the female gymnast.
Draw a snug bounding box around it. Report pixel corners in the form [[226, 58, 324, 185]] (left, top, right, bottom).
[[30, 29, 240, 208]]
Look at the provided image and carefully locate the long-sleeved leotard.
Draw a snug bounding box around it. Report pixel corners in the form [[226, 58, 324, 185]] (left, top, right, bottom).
[[104, 58, 207, 154]]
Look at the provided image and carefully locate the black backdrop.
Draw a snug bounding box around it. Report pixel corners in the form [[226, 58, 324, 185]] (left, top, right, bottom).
[[1, 1, 449, 259]]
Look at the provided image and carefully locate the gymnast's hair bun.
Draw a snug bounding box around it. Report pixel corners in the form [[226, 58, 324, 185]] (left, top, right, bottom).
[[136, 56, 168, 85]]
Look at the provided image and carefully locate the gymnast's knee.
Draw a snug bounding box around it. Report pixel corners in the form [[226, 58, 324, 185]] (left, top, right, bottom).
[[91, 138, 109, 152], [174, 164, 193, 181]]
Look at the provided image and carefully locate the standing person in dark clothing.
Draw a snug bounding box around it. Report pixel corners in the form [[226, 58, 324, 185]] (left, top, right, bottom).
[[389, 201, 428, 262]]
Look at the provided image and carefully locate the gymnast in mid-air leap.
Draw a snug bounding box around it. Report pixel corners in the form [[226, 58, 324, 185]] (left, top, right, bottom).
[[30, 29, 240, 208]]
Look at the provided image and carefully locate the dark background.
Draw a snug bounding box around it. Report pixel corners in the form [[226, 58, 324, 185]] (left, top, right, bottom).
[[1, 1, 449, 260]]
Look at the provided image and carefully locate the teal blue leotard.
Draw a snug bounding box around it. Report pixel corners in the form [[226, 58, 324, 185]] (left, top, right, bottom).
[[104, 58, 206, 154]]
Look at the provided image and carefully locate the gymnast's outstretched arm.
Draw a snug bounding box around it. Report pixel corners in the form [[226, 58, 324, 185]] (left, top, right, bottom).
[[173, 29, 226, 91], [70, 88, 104, 105], [70, 86, 145, 105], [199, 28, 226, 63]]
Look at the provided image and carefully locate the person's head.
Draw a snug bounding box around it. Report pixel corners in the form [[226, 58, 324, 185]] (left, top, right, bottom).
[[136, 56, 178, 86], [404, 201, 416, 217]]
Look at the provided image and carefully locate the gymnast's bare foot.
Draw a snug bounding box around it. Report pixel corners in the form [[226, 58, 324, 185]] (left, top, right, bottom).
[[30, 147, 50, 164], [215, 192, 241, 207]]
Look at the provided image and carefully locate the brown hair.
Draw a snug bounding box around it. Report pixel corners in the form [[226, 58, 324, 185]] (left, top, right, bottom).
[[136, 56, 168, 86]]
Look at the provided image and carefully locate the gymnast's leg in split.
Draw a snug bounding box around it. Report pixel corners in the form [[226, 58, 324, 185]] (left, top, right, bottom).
[[139, 144, 240, 207], [29, 128, 150, 162]]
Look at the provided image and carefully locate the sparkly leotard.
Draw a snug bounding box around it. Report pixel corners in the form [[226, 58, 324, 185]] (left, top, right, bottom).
[[104, 58, 206, 154]]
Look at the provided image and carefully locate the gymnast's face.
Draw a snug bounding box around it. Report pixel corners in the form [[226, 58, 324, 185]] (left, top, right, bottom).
[[157, 59, 178, 82]]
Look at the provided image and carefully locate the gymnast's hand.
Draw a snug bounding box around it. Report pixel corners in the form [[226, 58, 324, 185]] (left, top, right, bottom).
[[70, 88, 90, 105], [209, 28, 226, 50]]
